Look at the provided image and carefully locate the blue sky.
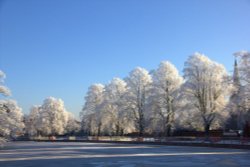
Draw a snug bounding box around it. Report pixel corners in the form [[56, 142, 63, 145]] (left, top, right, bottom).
[[0, 0, 250, 117]]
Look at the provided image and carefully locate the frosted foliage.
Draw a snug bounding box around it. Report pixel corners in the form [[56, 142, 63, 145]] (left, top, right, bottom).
[[105, 78, 127, 102], [0, 70, 11, 96], [26, 97, 79, 136], [126, 67, 152, 89], [40, 97, 69, 135], [125, 67, 152, 135], [80, 84, 105, 135], [0, 71, 5, 78], [27, 97, 69, 136], [235, 51, 250, 91], [182, 53, 230, 131], [65, 112, 80, 134], [101, 78, 131, 135], [81, 84, 105, 116], [26, 106, 41, 136], [235, 51, 250, 115], [150, 61, 183, 135], [153, 61, 183, 91], [235, 51, 250, 83], [0, 100, 24, 138]]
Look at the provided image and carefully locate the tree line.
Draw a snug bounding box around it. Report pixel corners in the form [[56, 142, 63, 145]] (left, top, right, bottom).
[[80, 52, 250, 137], [1, 52, 250, 141]]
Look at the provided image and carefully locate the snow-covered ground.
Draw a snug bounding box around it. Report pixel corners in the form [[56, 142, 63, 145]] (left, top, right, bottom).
[[0, 142, 250, 167]]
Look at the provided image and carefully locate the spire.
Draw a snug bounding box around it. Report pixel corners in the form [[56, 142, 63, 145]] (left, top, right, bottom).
[[234, 58, 238, 67], [233, 58, 240, 89]]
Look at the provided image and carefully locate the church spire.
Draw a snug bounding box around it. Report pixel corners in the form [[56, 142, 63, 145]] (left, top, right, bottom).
[[226, 58, 242, 131], [233, 58, 240, 89]]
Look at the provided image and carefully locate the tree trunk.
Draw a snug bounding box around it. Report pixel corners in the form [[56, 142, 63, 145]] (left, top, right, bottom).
[[166, 125, 171, 137], [97, 123, 102, 136], [139, 123, 144, 137], [204, 123, 210, 137], [138, 109, 144, 137], [120, 128, 124, 136], [115, 123, 120, 136]]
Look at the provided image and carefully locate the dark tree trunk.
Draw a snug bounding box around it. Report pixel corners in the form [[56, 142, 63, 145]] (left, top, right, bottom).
[[204, 124, 210, 137], [139, 123, 144, 137], [120, 128, 124, 136], [138, 108, 145, 137], [97, 123, 102, 136], [115, 123, 120, 136], [166, 125, 172, 137], [243, 121, 250, 137]]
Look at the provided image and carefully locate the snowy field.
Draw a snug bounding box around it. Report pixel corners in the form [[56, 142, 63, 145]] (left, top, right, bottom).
[[0, 142, 250, 167]]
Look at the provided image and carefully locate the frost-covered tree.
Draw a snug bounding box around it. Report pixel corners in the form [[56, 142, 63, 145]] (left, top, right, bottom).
[[0, 70, 11, 96], [65, 112, 80, 135], [27, 97, 69, 136], [233, 51, 250, 127], [0, 100, 24, 138], [26, 106, 41, 136], [0, 70, 24, 141], [40, 97, 69, 135], [225, 59, 243, 130], [150, 61, 183, 136], [182, 53, 230, 135], [27, 98, 79, 137], [80, 84, 105, 136], [125, 67, 152, 136], [100, 78, 130, 135], [235, 51, 250, 84]]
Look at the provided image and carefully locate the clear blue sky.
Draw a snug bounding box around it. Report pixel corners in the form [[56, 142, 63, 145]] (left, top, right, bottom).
[[0, 0, 250, 117]]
